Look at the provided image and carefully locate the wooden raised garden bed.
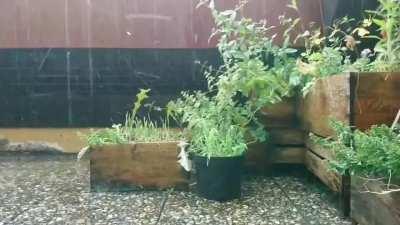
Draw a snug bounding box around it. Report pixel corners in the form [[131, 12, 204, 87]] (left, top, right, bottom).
[[90, 142, 188, 191], [245, 98, 306, 172], [299, 72, 400, 215], [351, 177, 400, 225]]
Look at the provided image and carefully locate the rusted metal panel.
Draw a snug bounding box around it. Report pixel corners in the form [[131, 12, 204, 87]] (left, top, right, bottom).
[[0, 0, 322, 48]]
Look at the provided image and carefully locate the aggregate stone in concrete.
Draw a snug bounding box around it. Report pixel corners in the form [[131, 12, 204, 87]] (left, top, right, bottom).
[[0, 158, 352, 225]]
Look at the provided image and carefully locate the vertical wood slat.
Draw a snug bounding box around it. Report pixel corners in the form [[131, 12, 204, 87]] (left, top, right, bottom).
[[352, 72, 400, 130], [300, 72, 400, 138], [298, 73, 351, 138], [0, 0, 323, 48]]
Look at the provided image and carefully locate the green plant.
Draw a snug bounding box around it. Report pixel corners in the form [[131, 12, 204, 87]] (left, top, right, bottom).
[[85, 124, 128, 147], [200, 0, 305, 108], [167, 90, 265, 158], [312, 120, 400, 187], [85, 89, 182, 147], [169, 1, 320, 158], [295, 15, 371, 91], [361, 0, 400, 72], [297, 0, 400, 79]]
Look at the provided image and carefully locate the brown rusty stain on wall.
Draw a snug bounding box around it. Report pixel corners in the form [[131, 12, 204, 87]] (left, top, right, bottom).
[[0, 0, 322, 49]]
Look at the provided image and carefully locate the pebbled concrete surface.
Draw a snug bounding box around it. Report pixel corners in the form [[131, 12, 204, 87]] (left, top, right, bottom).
[[0, 157, 351, 225]]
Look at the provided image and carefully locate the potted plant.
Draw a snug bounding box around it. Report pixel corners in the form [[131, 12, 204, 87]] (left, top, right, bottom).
[[195, 1, 310, 171], [168, 87, 265, 201], [83, 89, 188, 191], [314, 119, 400, 225], [190, 105, 248, 202]]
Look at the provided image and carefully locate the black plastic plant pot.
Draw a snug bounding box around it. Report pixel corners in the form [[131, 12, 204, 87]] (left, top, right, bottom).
[[194, 154, 244, 202]]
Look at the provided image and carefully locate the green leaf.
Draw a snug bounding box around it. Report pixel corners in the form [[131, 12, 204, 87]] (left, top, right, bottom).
[[372, 18, 385, 27]]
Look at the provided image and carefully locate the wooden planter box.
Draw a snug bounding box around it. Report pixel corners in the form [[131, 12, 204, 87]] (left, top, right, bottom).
[[351, 176, 400, 225], [90, 142, 188, 191], [246, 98, 306, 172], [299, 72, 400, 215], [301, 72, 400, 188], [300, 72, 400, 137]]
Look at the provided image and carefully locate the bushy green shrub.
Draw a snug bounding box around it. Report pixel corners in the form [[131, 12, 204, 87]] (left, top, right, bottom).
[[312, 120, 400, 182]]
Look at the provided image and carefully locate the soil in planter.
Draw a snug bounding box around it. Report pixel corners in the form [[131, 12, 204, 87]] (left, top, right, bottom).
[[194, 155, 243, 202]]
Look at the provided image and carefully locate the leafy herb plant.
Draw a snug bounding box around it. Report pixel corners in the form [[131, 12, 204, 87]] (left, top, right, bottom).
[[201, 0, 305, 108], [312, 120, 400, 190], [167, 89, 265, 158]]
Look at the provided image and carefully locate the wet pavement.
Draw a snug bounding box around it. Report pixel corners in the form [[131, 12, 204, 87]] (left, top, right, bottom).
[[0, 156, 351, 225]]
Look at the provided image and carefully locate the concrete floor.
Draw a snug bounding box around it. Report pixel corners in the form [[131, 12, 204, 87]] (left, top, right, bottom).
[[0, 156, 351, 225]]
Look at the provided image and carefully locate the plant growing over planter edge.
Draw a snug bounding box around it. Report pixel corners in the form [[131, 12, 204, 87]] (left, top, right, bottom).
[[296, 0, 400, 81], [294, 14, 371, 93], [312, 120, 400, 194], [311, 118, 400, 224]]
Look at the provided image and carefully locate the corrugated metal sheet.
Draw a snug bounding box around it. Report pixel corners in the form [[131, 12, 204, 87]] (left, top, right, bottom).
[[0, 0, 322, 48]]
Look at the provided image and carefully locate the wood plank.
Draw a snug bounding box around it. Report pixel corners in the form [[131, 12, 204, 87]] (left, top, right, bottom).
[[270, 128, 305, 145], [299, 73, 351, 137], [271, 147, 305, 164], [353, 72, 400, 131], [305, 136, 335, 160], [245, 142, 269, 172], [351, 176, 400, 225], [245, 144, 305, 172], [304, 150, 342, 192], [259, 98, 298, 128], [1, 0, 323, 49], [90, 142, 188, 191]]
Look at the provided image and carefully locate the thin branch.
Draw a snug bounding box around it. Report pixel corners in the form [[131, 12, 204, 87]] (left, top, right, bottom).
[[360, 188, 400, 195], [358, 176, 386, 182], [359, 175, 400, 195], [391, 109, 400, 130], [388, 170, 392, 190]]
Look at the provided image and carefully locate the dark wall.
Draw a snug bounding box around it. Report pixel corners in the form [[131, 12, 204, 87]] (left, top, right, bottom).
[[321, 0, 378, 27], [0, 0, 324, 127], [0, 1, 375, 128], [0, 48, 221, 127]]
